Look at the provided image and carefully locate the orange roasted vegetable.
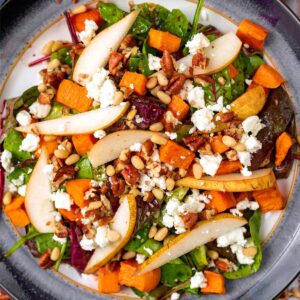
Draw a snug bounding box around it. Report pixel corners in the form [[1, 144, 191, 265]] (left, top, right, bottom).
[[66, 179, 91, 208], [275, 132, 293, 167], [253, 64, 284, 89], [56, 79, 93, 112], [72, 134, 96, 155], [119, 260, 161, 292], [253, 185, 285, 212], [59, 208, 82, 222], [98, 267, 120, 294], [168, 95, 190, 121], [72, 9, 104, 32], [3, 196, 25, 212], [228, 64, 238, 79], [148, 28, 181, 53], [159, 140, 195, 170], [216, 160, 243, 175], [6, 208, 30, 227], [247, 82, 269, 97], [210, 136, 229, 154], [237, 19, 268, 50], [205, 191, 236, 213], [119, 71, 147, 96], [201, 271, 226, 294]]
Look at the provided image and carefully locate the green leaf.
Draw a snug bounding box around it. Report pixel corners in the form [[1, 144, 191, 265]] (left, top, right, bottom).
[[75, 156, 93, 179], [175, 124, 193, 143], [131, 285, 170, 300], [165, 187, 189, 202], [191, 0, 205, 36], [93, 165, 107, 182], [7, 165, 34, 185], [163, 9, 189, 39], [125, 222, 152, 251], [224, 210, 262, 279], [130, 16, 152, 40], [55, 241, 67, 271], [129, 52, 154, 76], [44, 102, 65, 120], [3, 129, 32, 161], [13, 86, 39, 111], [50, 48, 72, 67], [137, 239, 162, 257], [98, 2, 125, 25], [189, 245, 208, 271]]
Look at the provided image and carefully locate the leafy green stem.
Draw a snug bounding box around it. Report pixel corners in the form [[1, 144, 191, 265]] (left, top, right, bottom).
[[191, 0, 205, 36], [55, 241, 67, 271]]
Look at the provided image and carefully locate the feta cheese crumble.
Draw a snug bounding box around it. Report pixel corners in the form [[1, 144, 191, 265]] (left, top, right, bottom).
[[148, 54, 161, 71], [19, 133, 40, 152], [53, 234, 67, 244], [1, 150, 14, 173], [187, 86, 205, 109], [51, 190, 73, 211], [80, 235, 97, 251], [191, 107, 216, 131], [16, 110, 32, 126], [231, 244, 255, 265], [18, 185, 27, 196], [200, 154, 222, 176], [78, 20, 98, 45], [171, 292, 181, 300], [186, 33, 210, 55], [43, 164, 55, 180], [93, 130, 106, 139], [242, 116, 265, 136], [138, 174, 155, 193], [230, 199, 259, 216], [136, 254, 146, 264], [217, 227, 247, 247], [130, 143, 142, 152], [165, 132, 177, 140], [190, 271, 207, 289], [29, 101, 51, 118], [95, 225, 110, 248]]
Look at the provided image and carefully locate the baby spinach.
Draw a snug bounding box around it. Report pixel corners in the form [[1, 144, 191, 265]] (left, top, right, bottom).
[[137, 239, 162, 257], [224, 210, 262, 279], [50, 48, 72, 67], [129, 53, 154, 77], [7, 165, 33, 185], [162, 9, 189, 39], [13, 86, 39, 111], [125, 222, 151, 251], [131, 16, 152, 40], [189, 245, 208, 271], [75, 156, 93, 179], [93, 165, 107, 182], [132, 285, 170, 300], [98, 2, 125, 25], [44, 102, 65, 120], [165, 187, 189, 202]]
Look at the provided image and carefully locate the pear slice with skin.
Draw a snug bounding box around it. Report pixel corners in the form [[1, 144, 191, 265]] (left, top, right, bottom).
[[139, 214, 247, 274], [88, 130, 166, 168], [176, 168, 276, 192], [16, 102, 129, 136], [84, 195, 137, 274], [73, 10, 140, 86], [25, 146, 55, 233]]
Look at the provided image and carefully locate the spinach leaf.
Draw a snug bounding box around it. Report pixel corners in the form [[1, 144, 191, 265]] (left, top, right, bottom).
[[175, 124, 193, 143], [132, 285, 170, 300], [224, 210, 262, 279], [246, 55, 264, 77], [129, 52, 154, 76], [130, 16, 152, 40], [7, 166, 33, 185], [4, 129, 32, 161], [44, 102, 65, 120], [191, 0, 205, 36], [55, 241, 67, 271], [75, 156, 93, 179], [50, 48, 72, 67], [165, 187, 189, 202], [189, 245, 208, 271], [163, 9, 189, 39], [98, 2, 125, 25], [206, 34, 217, 42], [142, 38, 157, 56], [13, 86, 39, 111], [137, 239, 162, 257], [125, 222, 152, 251], [93, 165, 107, 182]]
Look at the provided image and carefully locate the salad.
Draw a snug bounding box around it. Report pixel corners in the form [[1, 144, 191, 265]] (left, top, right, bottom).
[[0, 0, 295, 299]]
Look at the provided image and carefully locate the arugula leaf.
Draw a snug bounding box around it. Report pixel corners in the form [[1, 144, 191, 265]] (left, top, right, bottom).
[[125, 222, 152, 251], [13, 86, 39, 111], [75, 156, 93, 179], [137, 239, 162, 257], [224, 210, 262, 279], [98, 2, 125, 25], [50, 48, 72, 67], [162, 9, 189, 39], [165, 187, 189, 202], [189, 245, 208, 271], [44, 102, 65, 120]]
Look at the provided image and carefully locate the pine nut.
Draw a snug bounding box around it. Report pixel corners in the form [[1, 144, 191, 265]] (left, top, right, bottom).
[[47, 58, 60, 70], [86, 201, 102, 211], [43, 135, 57, 142], [157, 91, 171, 104], [154, 227, 168, 241], [51, 41, 64, 53], [157, 72, 168, 86], [41, 40, 54, 56], [54, 149, 70, 159], [242, 246, 257, 257], [115, 161, 126, 173], [192, 163, 203, 179], [107, 230, 121, 242], [233, 143, 246, 152], [3, 191, 12, 206], [65, 154, 80, 165], [119, 149, 129, 161], [163, 234, 175, 246], [127, 109, 137, 121], [122, 251, 136, 260], [71, 4, 87, 15], [150, 86, 160, 97], [64, 141, 72, 153], [146, 76, 158, 89], [50, 247, 60, 261], [131, 155, 145, 170], [222, 135, 237, 148], [113, 91, 124, 105], [38, 84, 47, 92], [152, 188, 164, 200], [149, 122, 164, 132], [148, 226, 158, 239], [151, 134, 168, 145], [166, 178, 175, 191], [106, 165, 116, 177], [207, 250, 219, 260], [179, 168, 187, 177]]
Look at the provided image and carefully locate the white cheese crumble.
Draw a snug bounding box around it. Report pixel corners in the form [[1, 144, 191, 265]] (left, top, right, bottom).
[[230, 199, 259, 216], [217, 227, 247, 247], [52, 211, 62, 222], [237, 151, 251, 167], [16, 110, 32, 126], [80, 235, 97, 251], [53, 234, 67, 244], [186, 33, 210, 55], [130, 143, 142, 152], [200, 154, 222, 176], [19, 133, 40, 152], [95, 225, 110, 248], [171, 292, 181, 300], [1, 150, 14, 173], [29, 101, 51, 118], [178, 63, 187, 73], [242, 116, 265, 137], [51, 190, 73, 211], [148, 54, 161, 71], [153, 176, 167, 190], [43, 164, 55, 180], [190, 271, 207, 289], [93, 130, 106, 139], [165, 132, 177, 140], [136, 254, 146, 264], [11, 174, 24, 187], [191, 107, 215, 131], [144, 247, 154, 255], [241, 166, 252, 177], [187, 86, 205, 109], [98, 79, 117, 107], [78, 19, 98, 45], [231, 244, 255, 265], [18, 185, 27, 197], [138, 174, 155, 193]]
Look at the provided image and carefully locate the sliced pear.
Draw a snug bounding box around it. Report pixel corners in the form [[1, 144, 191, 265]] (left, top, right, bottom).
[[84, 195, 137, 274], [73, 10, 140, 86], [25, 146, 55, 233], [139, 213, 247, 274], [177, 32, 242, 76], [88, 130, 166, 167], [16, 103, 129, 136], [176, 168, 276, 192]]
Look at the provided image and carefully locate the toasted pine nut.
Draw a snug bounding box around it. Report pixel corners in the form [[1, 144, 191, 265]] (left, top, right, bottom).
[[222, 135, 237, 148], [192, 163, 203, 179], [149, 122, 164, 132], [107, 230, 121, 242], [51, 41, 64, 53], [179, 168, 187, 177], [71, 4, 87, 15], [113, 91, 124, 105], [148, 226, 158, 239], [150, 86, 160, 97], [163, 234, 175, 246], [41, 41, 54, 56], [54, 149, 70, 159], [65, 154, 80, 165], [106, 165, 116, 177], [151, 134, 168, 145], [131, 155, 145, 170], [166, 178, 175, 191], [122, 251, 136, 260], [233, 143, 246, 152], [154, 227, 168, 241], [50, 247, 60, 261], [207, 250, 219, 260], [157, 91, 171, 104], [242, 246, 257, 257], [127, 109, 137, 121], [119, 149, 129, 161], [157, 72, 168, 86], [38, 84, 47, 93], [43, 135, 57, 142], [115, 161, 126, 173], [152, 188, 164, 200], [47, 58, 60, 70], [3, 191, 12, 206], [86, 201, 102, 211], [146, 76, 158, 89]]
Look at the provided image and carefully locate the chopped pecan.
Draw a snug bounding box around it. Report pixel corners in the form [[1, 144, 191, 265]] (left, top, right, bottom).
[[142, 140, 154, 156], [53, 165, 75, 182], [55, 222, 68, 238], [121, 164, 140, 185], [40, 68, 67, 89], [38, 92, 52, 104], [192, 49, 208, 69], [109, 51, 124, 76], [194, 74, 215, 85], [180, 213, 198, 230], [39, 249, 53, 269], [119, 34, 136, 51], [82, 224, 96, 239], [161, 50, 175, 77], [98, 216, 113, 226], [198, 209, 215, 220], [219, 111, 235, 123], [215, 258, 235, 272], [110, 175, 126, 197], [167, 74, 186, 95], [101, 184, 109, 194], [143, 191, 154, 203], [223, 125, 243, 141], [198, 142, 213, 156], [183, 135, 206, 151]]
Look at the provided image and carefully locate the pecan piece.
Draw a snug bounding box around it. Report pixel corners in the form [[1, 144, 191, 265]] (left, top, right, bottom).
[[53, 165, 75, 182], [167, 74, 186, 95], [39, 249, 53, 269], [215, 258, 235, 272], [109, 51, 124, 76], [110, 175, 126, 197], [119, 34, 136, 51], [219, 111, 235, 123], [38, 92, 52, 105], [161, 50, 175, 77], [121, 164, 140, 185], [183, 135, 206, 151], [143, 191, 154, 203], [55, 222, 68, 238], [180, 213, 198, 230], [192, 49, 208, 69]]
